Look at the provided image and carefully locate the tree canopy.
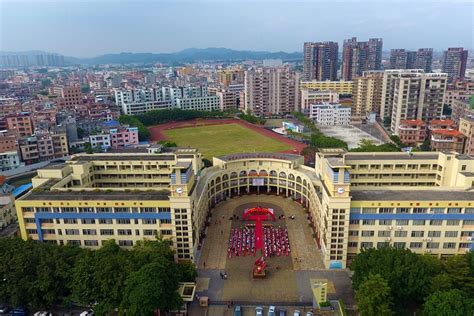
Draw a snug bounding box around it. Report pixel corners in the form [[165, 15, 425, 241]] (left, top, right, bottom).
[[0, 237, 195, 314], [355, 274, 393, 316], [423, 290, 474, 316]]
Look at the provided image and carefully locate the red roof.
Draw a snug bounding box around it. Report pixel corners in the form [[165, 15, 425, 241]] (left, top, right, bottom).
[[400, 119, 426, 126], [0, 175, 6, 186], [431, 129, 463, 137], [429, 119, 455, 126]]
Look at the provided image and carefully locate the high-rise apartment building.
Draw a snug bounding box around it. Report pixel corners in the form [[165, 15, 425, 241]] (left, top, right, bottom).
[[303, 42, 339, 81], [342, 37, 383, 81], [389, 48, 433, 72], [385, 71, 447, 134], [244, 67, 299, 116], [442, 48, 468, 79], [352, 71, 384, 118]]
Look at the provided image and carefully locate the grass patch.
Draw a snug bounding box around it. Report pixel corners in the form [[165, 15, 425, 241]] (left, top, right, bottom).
[[163, 123, 292, 159]]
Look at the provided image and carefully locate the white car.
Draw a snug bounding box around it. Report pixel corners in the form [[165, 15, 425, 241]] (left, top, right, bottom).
[[80, 310, 94, 316], [256, 306, 264, 316], [293, 311, 301, 316]]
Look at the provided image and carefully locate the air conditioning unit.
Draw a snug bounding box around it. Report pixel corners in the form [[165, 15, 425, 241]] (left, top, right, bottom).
[[427, 238, 432, 242], [397, 226, 403, 230], [385, 238, 391, 241], [426, 249, 432, 253], [467, 237, 473, 241]]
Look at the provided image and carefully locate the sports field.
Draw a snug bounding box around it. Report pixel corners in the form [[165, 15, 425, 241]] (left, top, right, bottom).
[[162, 123, 293, 159]]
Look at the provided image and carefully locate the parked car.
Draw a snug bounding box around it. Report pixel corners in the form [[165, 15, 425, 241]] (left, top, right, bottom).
[[34, 312, 52, 316], [305, 312, 314, 316], [293, 311, 301, 316], [268, 306, 276, 316], [278, 309, 286, 316], [0, 306, 9, 314], [234, 305, 241, 316], [256, 306, 264, 316], [9, 308, 25, 316], [80, 310, 94, 316]]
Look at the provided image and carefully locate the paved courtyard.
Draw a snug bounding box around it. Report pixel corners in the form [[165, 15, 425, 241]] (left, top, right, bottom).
[[318, 125, 383, 149], [195, 195, 354, 306]]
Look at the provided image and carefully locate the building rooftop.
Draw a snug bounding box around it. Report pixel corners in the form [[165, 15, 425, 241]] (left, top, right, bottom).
[[431, 129, 463, 137], [71, 154, 176, 162], [345, 153, 440, 161], [351, 190, 473, 201], [399, 119, 426, 126], [429, 119, 456, 126], [22, 190, 170, 201], [41, 163, 68, 170], [218, 152, 301, 162]]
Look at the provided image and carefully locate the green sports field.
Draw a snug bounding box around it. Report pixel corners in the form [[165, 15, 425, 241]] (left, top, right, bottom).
[[163, 123, 292, 159]]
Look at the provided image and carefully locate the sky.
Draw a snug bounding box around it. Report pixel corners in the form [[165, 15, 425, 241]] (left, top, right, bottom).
[[0, 0, 472, 58]]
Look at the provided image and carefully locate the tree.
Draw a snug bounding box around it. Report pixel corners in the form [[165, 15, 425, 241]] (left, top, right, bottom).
[[81, 84, 90, 93], [423, 290, 474, 316], [356, 274, 393, 316], [121, 261, 183, 315], [383, 116, 391, 127], [176, 262, 197, 282], [41, 79, 52, 89], [443, 254, 474, 295], [419, 139, 431, 151], [350, 139, 400, 152]]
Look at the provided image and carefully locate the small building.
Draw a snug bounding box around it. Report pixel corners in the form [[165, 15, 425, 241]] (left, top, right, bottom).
[[430, 129, 465, 153], [397, 120, 427, 146], [459, 116, 474, 156], [309, 103, 351, 126]]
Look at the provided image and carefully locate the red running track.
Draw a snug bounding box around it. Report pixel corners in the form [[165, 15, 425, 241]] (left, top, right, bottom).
[[148, 118, 307, 154]]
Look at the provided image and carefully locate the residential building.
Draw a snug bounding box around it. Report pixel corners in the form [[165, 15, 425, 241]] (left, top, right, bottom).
[[215, 90, 239, 111], [309, 103, 351, 126], [18, 133, 68, 164], [379, 70, 447, 134], [0, 131, 18, 153], [300, 90, 339, 114], [109, 127, 139, 149], [459, 116, 474, 156], [217, 69, 244, 87], [114, 88, 173, 115], [300, 81, 353, 95], [0, 151, 21, 171], [14, 149, 474, 269], [397, 120, 427, 147], [5, 113, 33, 137], [52, 86, 83, 108], [352, 71, 384, 118], [89, 134, 111, 149], [175, 95, 220, 111], [451, 99, 474, 124], [244, 67, 299, 116], [342, 37, 383, 81], [442, 48, 468, 80], [389, 48, 433, 72], [428, 119, 465, 153], [0, 194, 15, 229], [303, 42, 339, 81]]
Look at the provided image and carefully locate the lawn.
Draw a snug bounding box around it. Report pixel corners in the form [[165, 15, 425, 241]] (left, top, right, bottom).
[[163, 123, 292, 159]]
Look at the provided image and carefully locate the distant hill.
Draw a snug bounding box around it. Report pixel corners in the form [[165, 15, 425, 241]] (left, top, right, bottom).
[[79, 47, 302, 65]]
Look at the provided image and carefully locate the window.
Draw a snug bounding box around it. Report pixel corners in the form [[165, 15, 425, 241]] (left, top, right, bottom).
[[394, 242, 406, 248], [411, 231, 424, 237], [348, 242, 358, 247], [161, 230, 172, 235], [62, 207, 76, 213], [99, 219, 113, 224], [142, 219, 157, 224], [84, 240, 99, 246], [413, 208, 427, 214], [459, 243, 471, 248], [160, 219, 172, 224], [97, 207, 112, 213], [409, 242, 422, 249], [26, 229, 38, 234], [362, 208, 377, 214], [377, 242, 390, 248], [444, 231, 458, 238], [141, 207, 156, 213], [431, 208, 445, 214], [82, 219, 95, 224], [362, 220, 375, 225], [426, 242, 439, 249], [100, 229, 114, 236], [443, 242, 456, 249], [349, 219, 359, 225], [118, 240, 133, 246], [396, 208, 410, 214], [378, 231, 391, 237], [428, 231, 441, 237], [118, 229, 132, 235], [68, 240, 81, 246], [447, 220, 460, 226], [115, 207, 129, 213], [66, 229, 80, 235], [63, 219, 77, 224], [379, 220, 392, 225], [396, 220, 409, 226], [412, 220, 425, 226], [82, 229, 97, 235], [361, 230, 374, 237], [430, 220, 443, 225], [117, 219, 131, 224], [348, 231, 359, 236], [463, 220, 474, 225], [395, 231, 407, 237], [143, 229, 158, 236], [447, 208, 461, 214], [379, 208, 393, 213], [361, 242, 373, 248]]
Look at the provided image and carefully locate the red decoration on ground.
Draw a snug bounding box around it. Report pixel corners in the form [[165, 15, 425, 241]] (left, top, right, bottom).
[[243, 207, 276, 251]]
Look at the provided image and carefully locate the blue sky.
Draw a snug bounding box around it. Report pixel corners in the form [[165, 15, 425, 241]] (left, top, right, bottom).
[[0, 0, 472, 57]]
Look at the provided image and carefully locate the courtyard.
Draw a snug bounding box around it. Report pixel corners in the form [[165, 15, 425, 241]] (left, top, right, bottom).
[[318, 125, 383, 149], [195, 195, 354, 306]]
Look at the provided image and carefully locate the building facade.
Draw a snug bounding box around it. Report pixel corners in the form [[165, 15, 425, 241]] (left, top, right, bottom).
[[397, 120, 427, 147], [342, 37, 383, 81], [300, 90, 339, 114], [389, 48, 433, 72], [299, 81, 353, 95], [244, 67, 299, 116], [303, 42, 339, 81], [459, 116, 474, 156], [309, 103, 351, 126], [15, 150, 474, 269], [442, 48, 468, 80], [352, 71, 384, 119]]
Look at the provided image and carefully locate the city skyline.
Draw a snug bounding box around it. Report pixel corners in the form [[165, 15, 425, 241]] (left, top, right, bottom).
[[0, 0, 473, 57]]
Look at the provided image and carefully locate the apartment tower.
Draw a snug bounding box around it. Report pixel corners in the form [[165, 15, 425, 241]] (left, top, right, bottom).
[[303, 42, 339, 81], [342, 37, 383, 81]]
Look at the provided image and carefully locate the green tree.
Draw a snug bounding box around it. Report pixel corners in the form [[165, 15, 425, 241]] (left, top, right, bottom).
[[121, 261, 183, 315], [419, 139, 431, 151], [41, 79, 52, 89], [443, 254, 474, 295], [176, 262, 197, 282], [356, 274, 393, 316], [423, 290, 474, 316], [81, 84, 90, 93]]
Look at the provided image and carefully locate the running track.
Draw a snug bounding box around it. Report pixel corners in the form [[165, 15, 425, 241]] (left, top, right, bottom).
[[148, 119, 307, 154]]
